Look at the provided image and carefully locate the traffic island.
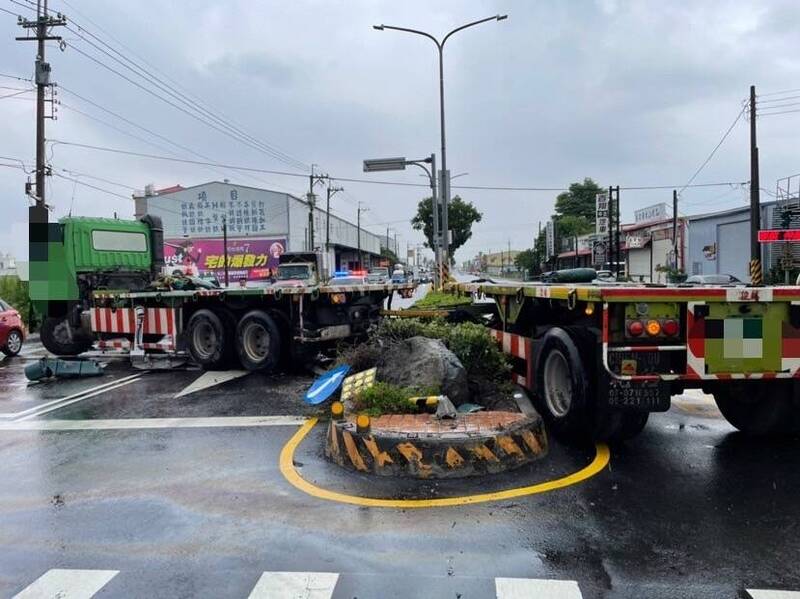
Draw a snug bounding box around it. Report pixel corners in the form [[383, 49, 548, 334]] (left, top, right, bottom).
[[325, 411, 548, 479]]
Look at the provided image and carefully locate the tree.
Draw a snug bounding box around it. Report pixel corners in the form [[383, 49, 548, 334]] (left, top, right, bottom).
[[555, 178, 603, 222], [557, 215, 593, 239], [411, 195, 482, 260], [514, 249, 537, 275], [380, 246, 399, 265]]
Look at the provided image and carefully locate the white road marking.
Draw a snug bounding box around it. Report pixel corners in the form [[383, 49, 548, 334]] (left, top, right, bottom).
[[13, 568, 119, 599], [174, 369, 250, 398], [0, 374, 142, 420], [248, 571, 339, 599], [495, 577, 583, 599], [0, 415, 306, 431], [747, 591, 800, 599], [16, 377, 142, 421]]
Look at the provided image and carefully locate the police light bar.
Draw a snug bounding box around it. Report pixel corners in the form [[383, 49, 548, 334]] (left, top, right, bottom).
[[333, 270, 350, 277], [758, 229, 800, 242]]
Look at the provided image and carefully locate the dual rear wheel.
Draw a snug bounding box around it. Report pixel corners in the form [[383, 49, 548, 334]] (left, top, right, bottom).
[[185, 309, 281, 372], [535, 327, 649, 444]]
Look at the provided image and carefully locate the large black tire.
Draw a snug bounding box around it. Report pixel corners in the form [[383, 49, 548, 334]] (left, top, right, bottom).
[[1, 328, 23, 357], [535, 327, 593, 442], [235, 310, 282, 372], [40, 316, 93, 356], [535, 326, 649, 444], [185, 309, 230, 370], [714, 382, 794, 435]]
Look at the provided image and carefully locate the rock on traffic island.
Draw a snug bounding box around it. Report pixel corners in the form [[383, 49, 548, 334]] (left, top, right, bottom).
[[325, 410, 548, 479]]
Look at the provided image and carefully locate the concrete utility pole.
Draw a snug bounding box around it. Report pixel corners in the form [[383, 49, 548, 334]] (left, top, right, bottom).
[[672, 189, 679, 271], [307, 165, 327, 252], [373, 15, 507, 271], [18, 0, 66, 273], [749, 85, 763, 285], [17, 0, 65, 209], [357, 202, 368, 269], [325, 183, 342, 254], [222, 215, 229, 287]]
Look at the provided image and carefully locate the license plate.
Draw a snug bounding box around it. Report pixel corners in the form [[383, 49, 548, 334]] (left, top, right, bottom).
[[605, 379, 670, 412]]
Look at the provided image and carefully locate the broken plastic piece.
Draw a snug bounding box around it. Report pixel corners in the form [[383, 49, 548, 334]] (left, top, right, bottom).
[[25, 358, 104, 381]]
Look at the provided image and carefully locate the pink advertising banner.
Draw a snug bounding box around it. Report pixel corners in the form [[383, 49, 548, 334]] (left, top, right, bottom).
[[164, 237, 286, 280]]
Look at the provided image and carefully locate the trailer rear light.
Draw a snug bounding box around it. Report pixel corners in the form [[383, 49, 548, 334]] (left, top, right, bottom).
[[645, 319, 662, 336], [662, 319, 679, 336], [628, 320, 644, 336]]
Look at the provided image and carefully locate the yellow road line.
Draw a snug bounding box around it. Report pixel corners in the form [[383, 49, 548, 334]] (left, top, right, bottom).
[[279, 418, 611, 509]]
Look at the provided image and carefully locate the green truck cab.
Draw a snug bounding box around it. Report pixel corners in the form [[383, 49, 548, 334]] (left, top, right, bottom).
[[30, 214, 164, 355]]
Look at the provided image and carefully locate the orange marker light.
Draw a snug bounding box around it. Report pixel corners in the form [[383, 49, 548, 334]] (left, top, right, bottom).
[[646, 319, 661, 336]]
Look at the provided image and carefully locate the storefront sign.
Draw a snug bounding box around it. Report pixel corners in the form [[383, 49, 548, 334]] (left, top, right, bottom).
[[596, 192, 609, 235], [625, 234, 650, 249], [634, 203, 668, 224], [546, 220, 555, 258], [164, 237, 286, 280]]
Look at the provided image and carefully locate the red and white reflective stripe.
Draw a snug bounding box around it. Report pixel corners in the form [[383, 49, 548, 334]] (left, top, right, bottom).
[[91, 307, 178, 337], [607, 345, 686, 352], [489, 329, 530, 360], [143, 308, 177, 336], [90, 308, 135, 334], [97, 337, 175, 351]]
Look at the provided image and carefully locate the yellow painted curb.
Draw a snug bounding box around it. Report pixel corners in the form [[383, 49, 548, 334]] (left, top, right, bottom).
[[279, 418, 611, 509]]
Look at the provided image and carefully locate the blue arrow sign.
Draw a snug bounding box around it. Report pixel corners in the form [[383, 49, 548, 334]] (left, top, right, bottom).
[[304, 364, 351, 405]]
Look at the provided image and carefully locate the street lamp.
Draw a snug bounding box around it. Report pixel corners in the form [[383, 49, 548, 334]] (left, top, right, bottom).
[[363, 154, 442, 287], [373, 14, 508, 269]]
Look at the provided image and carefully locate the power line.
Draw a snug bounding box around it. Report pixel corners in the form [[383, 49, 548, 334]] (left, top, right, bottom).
[[53, 172, 131, 200], [54, 0, 310, 172], [48, 139, 747, 194], [0, 89, 33, 100], [757, 108, 800, 118], [677, 105, 746, 197], [0, 72, 32, 82], [61, 19, 309, 171], [57, 87, 299, 193]]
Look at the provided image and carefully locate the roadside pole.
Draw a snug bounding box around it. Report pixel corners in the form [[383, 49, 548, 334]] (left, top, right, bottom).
[[749, 85, 763, 286], [222, 215, 229, 286]]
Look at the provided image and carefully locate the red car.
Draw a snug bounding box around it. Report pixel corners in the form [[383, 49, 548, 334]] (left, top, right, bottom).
[[0, 298, 24, 357]]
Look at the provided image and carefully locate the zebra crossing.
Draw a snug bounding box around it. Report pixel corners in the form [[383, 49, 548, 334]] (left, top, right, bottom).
[[9, 568, 800, 598]]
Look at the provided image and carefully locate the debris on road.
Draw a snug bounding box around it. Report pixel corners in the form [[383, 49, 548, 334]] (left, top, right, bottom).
[[24, 357, 104, 381]]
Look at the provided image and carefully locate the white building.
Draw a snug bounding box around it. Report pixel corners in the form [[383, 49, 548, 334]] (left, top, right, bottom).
[[0, 253, 16, 276], [134, 181, 387, 280]]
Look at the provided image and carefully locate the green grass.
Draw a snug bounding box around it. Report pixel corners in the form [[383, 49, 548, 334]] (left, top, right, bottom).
[[352, 381, 440, 417], [411, 290, 471, 310]]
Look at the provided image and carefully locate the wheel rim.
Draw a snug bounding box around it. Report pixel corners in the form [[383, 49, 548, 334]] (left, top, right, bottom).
[[7, 331, 21, 353], [241, 321, 270, 363], [52, 320, 75, 344], [192, 321, 218, 359], [543, 349, 572, 418]]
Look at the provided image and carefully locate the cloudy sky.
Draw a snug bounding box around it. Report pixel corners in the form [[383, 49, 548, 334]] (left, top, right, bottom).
[[2, 0, 800, 263]]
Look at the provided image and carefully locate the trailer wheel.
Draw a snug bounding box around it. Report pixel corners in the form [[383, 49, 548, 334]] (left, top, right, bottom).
[[186, 309, 229, 369], [235, 310, 281, 372], [40, 316, 93, 356], [714, 382, 793, 435], [535, 327, 592, 441]]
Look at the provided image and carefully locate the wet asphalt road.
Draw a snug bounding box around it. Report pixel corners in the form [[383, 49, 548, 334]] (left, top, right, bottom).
[[2, 319, 800, 596]]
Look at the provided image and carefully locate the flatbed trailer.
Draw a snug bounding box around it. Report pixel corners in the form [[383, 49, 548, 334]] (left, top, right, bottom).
[[451, 280, 800, 440], [28, 214, 414, 371], [87, 281, 414, 370]]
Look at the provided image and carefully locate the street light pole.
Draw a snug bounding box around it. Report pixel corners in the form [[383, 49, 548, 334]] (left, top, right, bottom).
[[373, 15, 507, 272]]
